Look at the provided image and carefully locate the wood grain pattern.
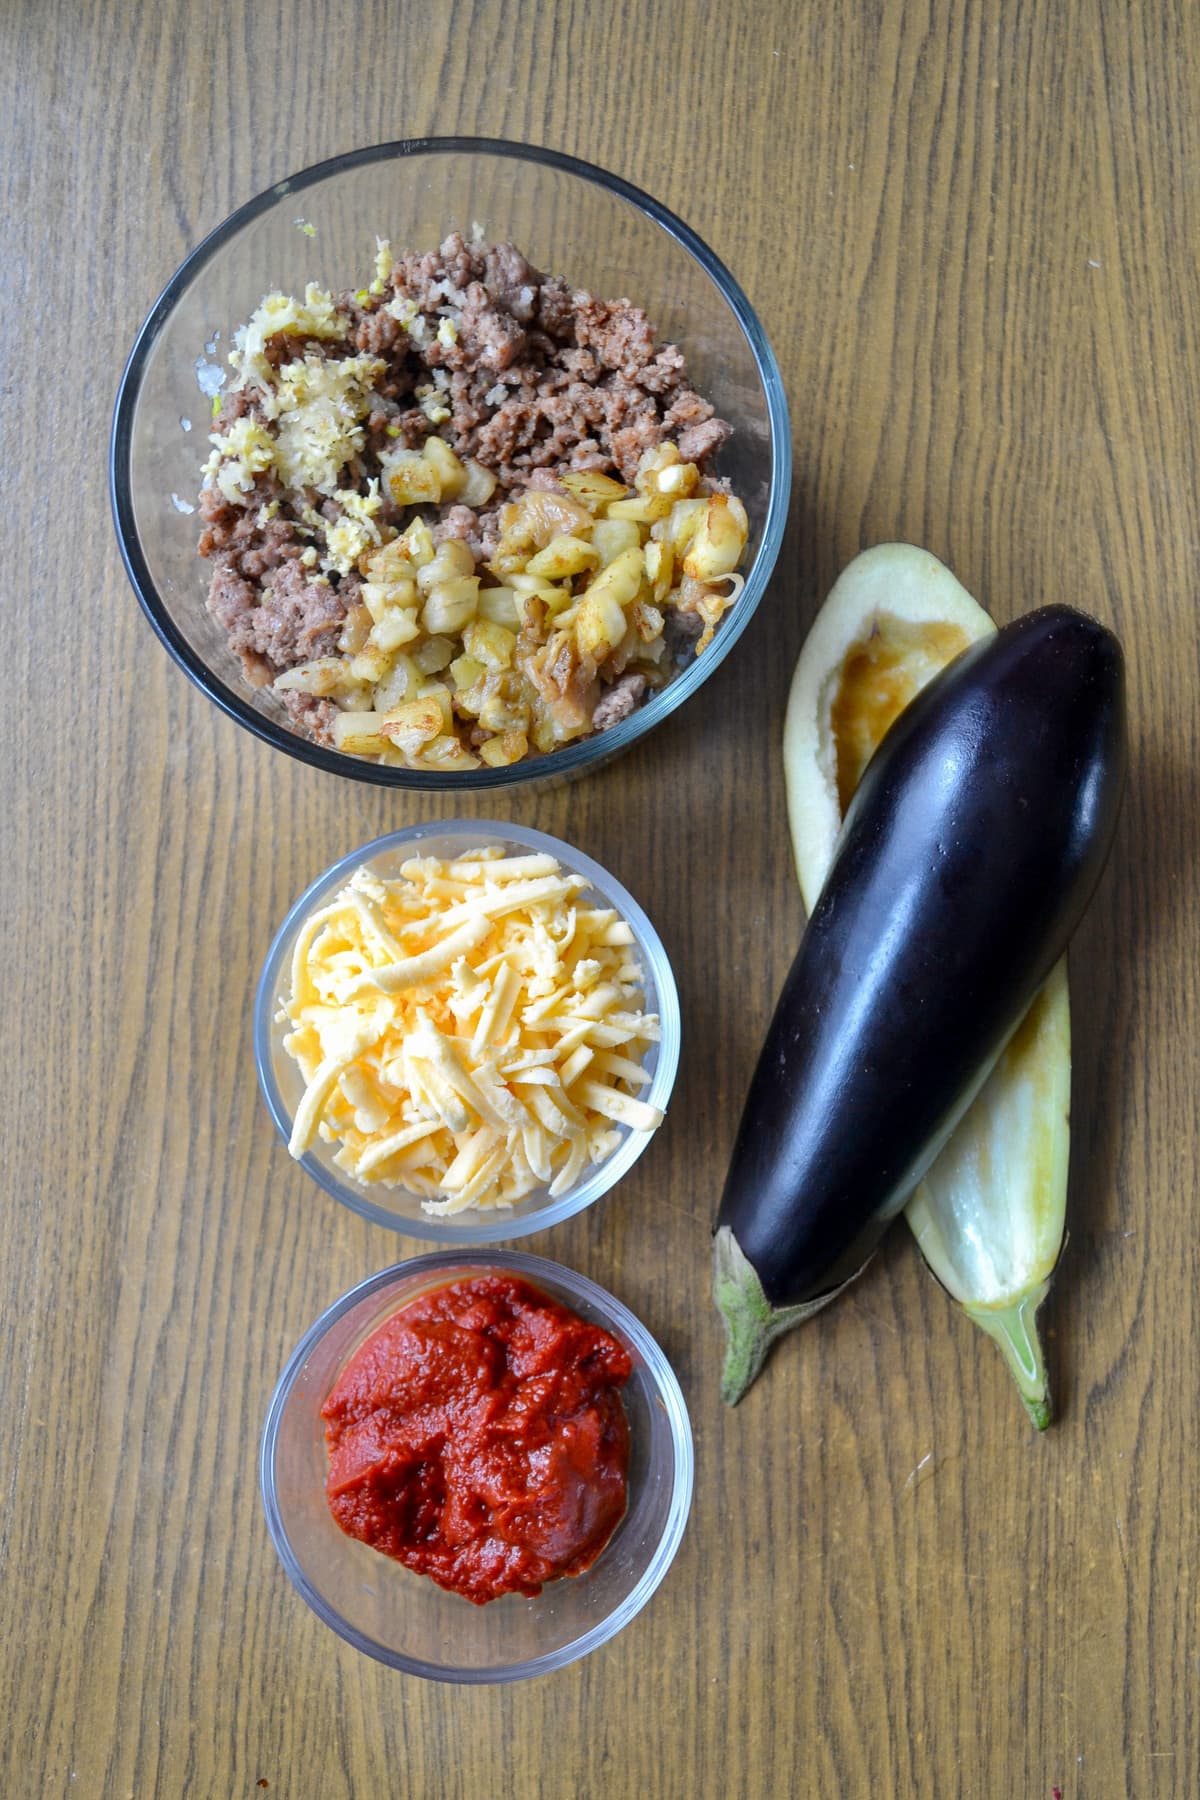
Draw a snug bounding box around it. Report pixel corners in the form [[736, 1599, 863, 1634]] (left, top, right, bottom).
[[3, 0, 1197, 1793]]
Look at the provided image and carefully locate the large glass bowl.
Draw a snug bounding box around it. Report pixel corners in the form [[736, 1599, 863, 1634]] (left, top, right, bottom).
[[260, 1250, 694, 1681], [111, 138, 791, 788], [254, 819, 681, 1240]]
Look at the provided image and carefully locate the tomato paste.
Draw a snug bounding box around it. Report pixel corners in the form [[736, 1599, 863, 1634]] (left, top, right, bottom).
[[321, 1274, 632, 1604]]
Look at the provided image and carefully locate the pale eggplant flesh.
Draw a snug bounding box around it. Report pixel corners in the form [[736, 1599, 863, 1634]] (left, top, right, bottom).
[[715, 604, 1126, 1403], [904, 960, 1070, 1427]]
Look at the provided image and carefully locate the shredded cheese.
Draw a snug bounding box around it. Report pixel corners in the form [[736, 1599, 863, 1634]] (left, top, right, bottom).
[[278, 848, 664, 1212]]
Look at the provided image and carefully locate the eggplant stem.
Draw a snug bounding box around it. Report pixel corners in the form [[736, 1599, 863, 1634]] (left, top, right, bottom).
[[713, 1227, 861, 1404], [963, 1282, 1053, 1430]]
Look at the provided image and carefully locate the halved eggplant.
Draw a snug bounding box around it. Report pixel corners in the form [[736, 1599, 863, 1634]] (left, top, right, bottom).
[[905, 966, 1069, 1426], [784, 545, 1071, 1426], [714, 596, 1126, 1403]]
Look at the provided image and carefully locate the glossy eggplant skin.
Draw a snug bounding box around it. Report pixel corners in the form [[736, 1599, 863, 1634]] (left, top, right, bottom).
[[718, 605, 1126, 1309]]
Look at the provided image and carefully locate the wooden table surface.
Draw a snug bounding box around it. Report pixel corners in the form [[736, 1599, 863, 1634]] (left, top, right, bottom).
[[5, 1, 1198, 1795]]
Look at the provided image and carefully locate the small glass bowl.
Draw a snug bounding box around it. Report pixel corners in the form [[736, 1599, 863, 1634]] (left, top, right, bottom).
[[260, 1250, 694, 1681], [254, 819, 681, 1241], [110, 137, 790, 789]]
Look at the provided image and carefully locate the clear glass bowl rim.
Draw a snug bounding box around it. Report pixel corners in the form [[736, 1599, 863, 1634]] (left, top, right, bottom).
[[259, 1247, 695, 1681], [253, 818, 682, 1239], [109, 135, 792, 789]]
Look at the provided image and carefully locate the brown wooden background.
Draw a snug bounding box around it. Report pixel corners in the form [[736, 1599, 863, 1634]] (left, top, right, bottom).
[[4, 1, 1197, 1795]]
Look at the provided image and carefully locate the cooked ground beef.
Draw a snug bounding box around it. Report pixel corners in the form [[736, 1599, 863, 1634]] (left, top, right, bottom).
[[283, 691, 339, 745], [430, 502, 494, 560], [592, 671, 648, 732], [663, 606, 706, 662], [223, 558, 347, 674], [198, 235, 742, 758]]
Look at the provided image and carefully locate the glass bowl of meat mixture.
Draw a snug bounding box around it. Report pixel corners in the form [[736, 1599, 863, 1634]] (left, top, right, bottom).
[[111, 140, 790, 789]]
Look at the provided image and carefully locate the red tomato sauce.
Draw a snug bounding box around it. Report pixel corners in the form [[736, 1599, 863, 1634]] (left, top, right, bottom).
[[321, 1274, 632, 1604]]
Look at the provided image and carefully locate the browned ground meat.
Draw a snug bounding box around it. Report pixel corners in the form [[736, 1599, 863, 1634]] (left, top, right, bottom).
[[676, 417, 730, 463], [333, 231, 731, 488], [430, 503, 484, 552], [663, 606, 705, 662], [283, 692, 339, 745], [592, 672, 648, 732], [224, 559, 347, 671], [198, 235, 737, 745], [206, 562, 257, 632]]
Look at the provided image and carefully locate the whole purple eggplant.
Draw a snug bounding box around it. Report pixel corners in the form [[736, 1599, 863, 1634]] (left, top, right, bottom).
[[714, 605, 1126, 1403]]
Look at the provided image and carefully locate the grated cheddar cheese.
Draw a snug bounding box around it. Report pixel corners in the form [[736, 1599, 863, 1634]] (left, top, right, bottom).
[[278, 847, 665, 1213]]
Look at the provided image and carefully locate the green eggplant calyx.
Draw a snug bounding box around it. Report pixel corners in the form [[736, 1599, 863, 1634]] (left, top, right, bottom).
[[713, 1226, 851, 1405], [963, 1282, 1053, 1430]]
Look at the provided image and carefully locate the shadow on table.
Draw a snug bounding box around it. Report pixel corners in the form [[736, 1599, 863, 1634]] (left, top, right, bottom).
[[1045, 731, 1197, 1422]]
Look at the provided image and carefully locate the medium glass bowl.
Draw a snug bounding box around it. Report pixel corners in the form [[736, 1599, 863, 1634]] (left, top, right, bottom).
[[254, 819, 681, 1240], [110, 138, 791, 788], [260, 1250, 694, 1681]]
